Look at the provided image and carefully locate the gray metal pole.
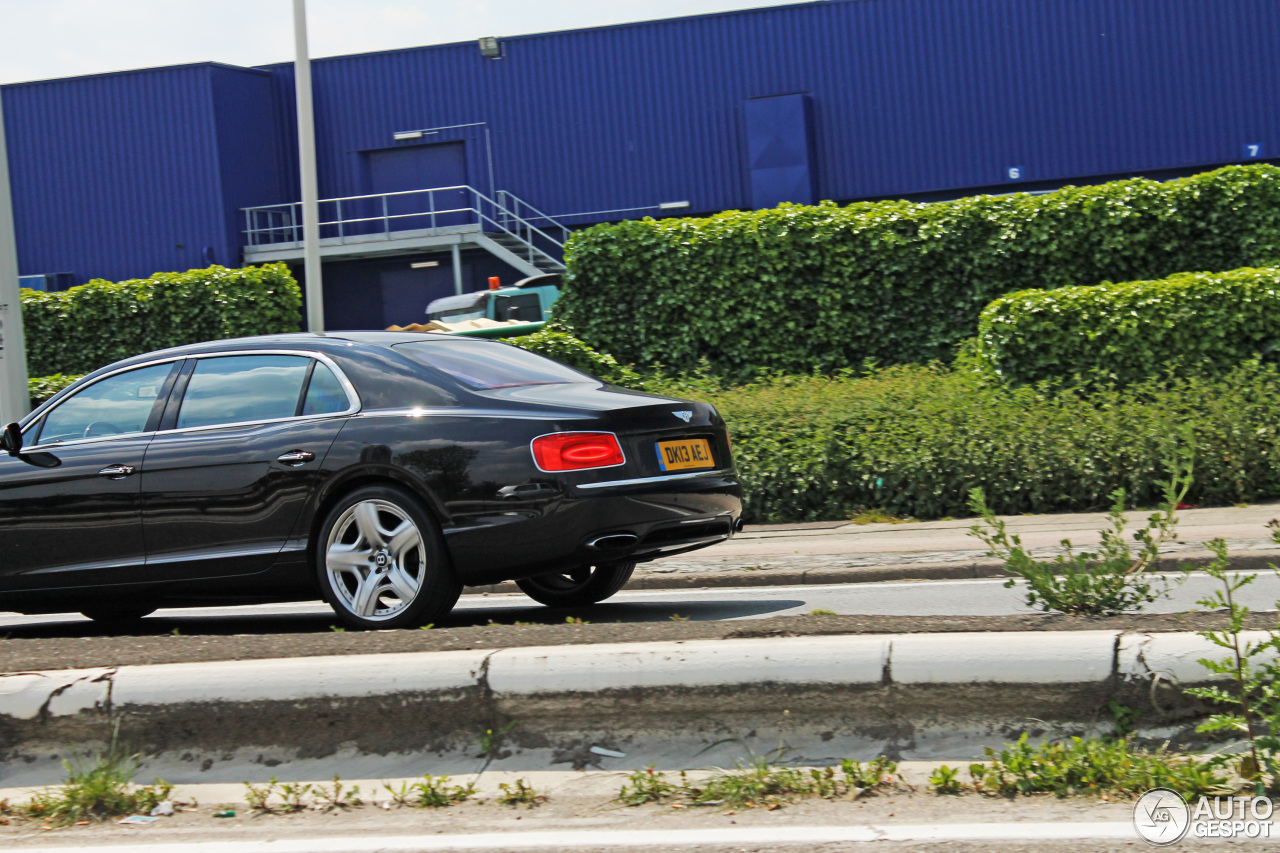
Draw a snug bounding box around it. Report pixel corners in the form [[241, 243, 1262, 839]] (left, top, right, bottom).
[[451, 243, 463, 295], [293, 0, 324, 332], [0, 88, 29, 425]]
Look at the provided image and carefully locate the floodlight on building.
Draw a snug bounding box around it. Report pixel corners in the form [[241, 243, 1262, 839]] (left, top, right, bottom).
[[659, 201, 691, 210], [478, 37, 502, 58], [393, 130, 425, 141], [410, 261, 439, 269]]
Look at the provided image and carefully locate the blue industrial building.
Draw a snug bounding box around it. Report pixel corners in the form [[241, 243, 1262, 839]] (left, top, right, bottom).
[[3, 0, 1278, 330]]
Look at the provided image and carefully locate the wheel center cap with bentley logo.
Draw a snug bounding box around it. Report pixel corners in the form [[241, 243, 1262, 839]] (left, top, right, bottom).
[[374, 551, 390, 567], [673, 411, 693, 422]]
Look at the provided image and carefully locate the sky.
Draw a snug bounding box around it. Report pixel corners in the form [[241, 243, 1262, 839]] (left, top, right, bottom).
[[0, 0, 813, 85]]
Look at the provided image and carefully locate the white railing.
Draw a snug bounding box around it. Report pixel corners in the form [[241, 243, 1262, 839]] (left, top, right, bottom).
[[243, 186, 567, 270]]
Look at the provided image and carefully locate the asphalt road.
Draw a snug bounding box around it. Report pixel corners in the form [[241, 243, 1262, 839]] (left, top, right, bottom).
[[3, 572, 1278, 637]]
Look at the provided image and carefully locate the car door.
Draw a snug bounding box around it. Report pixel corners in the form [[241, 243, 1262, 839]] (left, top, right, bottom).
[[0, 360, 178, 592], [140, 352, 355, 581]]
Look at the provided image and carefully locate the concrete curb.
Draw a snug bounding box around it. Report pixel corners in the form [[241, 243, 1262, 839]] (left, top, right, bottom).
[[2, 630, 1267, 780], [464, 551, 1280, 595]]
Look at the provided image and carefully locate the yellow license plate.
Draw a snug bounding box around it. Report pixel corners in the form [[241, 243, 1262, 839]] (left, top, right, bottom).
[[656, 438, 714, 472]]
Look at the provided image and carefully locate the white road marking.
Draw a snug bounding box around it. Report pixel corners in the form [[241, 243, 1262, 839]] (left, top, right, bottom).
[[19, 822, 1143, 853]]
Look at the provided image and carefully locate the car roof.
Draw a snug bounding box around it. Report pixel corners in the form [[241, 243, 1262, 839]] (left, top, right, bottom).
[[102, 331, 469, 365]]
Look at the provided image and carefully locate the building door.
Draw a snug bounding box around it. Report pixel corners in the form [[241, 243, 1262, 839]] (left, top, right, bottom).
[[365, 142, 470, 232], [380, 265, 457, 329], [743, 94, 817, 209]]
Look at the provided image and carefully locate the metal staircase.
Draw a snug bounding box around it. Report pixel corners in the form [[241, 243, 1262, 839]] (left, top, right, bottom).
[[241, 186, 568, 278]]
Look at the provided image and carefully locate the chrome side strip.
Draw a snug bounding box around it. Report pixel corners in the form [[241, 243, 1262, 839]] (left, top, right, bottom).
[[576, 469, 734, 490], [358, 407, 574, 421]]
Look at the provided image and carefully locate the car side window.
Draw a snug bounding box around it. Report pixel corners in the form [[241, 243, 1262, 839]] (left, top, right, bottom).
[[37, 363, 175, 445], [302, 361, 350, 416], [176, 355, 311, 430]]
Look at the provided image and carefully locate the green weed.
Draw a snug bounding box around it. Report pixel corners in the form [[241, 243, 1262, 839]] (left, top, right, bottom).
[[497, 778, 544, 807], [617, 766, 678, 806], [967, 451, 1192, 615], [969, 734, 1231, 799], [850, 508, 913, 525], [23, 744, 171, 825], [929, 765, 963, 795]]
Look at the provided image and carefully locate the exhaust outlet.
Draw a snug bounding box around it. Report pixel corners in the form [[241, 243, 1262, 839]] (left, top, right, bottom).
[[587, 533, 640, 551]]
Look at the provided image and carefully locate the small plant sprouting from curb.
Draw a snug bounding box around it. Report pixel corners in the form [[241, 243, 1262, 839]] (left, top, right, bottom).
[[411, 775, 477, 808], [616, 757, 897, 808], [1185, 534, 1280, 794], [18, 736, 173, 826], [617, 766, 679, 806], [477, 720, 518, 772], [967, 452, 1193, 616], [243, 777, 279, 813], [929, 765, 963, 795], [497, 778, 545, 807], [968, 734, 1232, 799], [313, 774, 362, 810]]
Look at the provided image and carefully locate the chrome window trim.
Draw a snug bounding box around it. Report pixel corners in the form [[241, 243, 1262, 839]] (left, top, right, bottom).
[[357, 407, 575, 422], [24, 349, 361, 450], [21, 356, 186, 449], [166, 350, 361, 436], [576, 469, 734, 490]]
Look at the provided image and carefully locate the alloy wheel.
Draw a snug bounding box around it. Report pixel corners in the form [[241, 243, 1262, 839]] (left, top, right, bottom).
[[324, 499, 426, 622]]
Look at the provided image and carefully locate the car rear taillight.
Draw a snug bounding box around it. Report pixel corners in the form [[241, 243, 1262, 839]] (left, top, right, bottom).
[[531, 432, 625, 472]]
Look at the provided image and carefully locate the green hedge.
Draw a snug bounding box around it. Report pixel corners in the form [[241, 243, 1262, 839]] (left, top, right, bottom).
[[690, 363, 1280, 523], [508, 323, 640, 386], [21, 264, 302, 377], [976, 267, 1280, 386], [558, 165, 1280, 380], [27, 373, 83, 409]]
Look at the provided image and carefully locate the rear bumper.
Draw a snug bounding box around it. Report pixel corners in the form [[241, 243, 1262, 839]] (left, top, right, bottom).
[[446, 470, 743, 585]]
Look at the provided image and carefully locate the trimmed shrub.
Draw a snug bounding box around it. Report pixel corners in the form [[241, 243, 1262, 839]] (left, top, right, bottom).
[[694, 363, 1280, 523], [21, 264, 302, 377], [559, 165, 1280, 380], [976, 267, 1280, 386]]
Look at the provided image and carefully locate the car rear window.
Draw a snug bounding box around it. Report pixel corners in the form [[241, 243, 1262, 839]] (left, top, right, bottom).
[[395, 340, 594, 390]]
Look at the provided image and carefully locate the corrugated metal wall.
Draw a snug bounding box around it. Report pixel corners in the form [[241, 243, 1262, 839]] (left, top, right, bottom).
[[1, 63, 283, 284], [3, 0, 1278, 284], [280, 0, 1279, 221]]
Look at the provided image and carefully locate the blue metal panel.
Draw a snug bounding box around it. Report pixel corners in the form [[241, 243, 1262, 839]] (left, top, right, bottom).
[[6, 0, 1280, 291], [1, 65, 229, 284], [246, 0, 1279, 225], [744, 94, 816, 208], [208, 66, 290, 265]]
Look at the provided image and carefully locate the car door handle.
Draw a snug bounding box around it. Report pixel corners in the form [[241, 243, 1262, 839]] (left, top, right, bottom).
[[98, 464, 136, 479], [277, 450, 316, 467]]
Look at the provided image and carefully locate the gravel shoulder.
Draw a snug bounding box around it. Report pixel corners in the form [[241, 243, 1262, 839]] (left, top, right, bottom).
[[3, 610, 1277, 673]]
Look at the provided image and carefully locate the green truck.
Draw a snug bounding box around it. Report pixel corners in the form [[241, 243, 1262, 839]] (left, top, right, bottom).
[[422, 273, 561, 338]]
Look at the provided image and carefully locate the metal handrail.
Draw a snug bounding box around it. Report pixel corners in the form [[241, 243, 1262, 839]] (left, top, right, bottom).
[[496, 190, 572, 245], [242, 185, 568, 271]]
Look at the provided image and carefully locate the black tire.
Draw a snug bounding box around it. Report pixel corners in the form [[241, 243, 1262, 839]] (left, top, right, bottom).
[[315, 485, 461, 629], [516, 562, 636, 607], [79, 602, 157, 623]]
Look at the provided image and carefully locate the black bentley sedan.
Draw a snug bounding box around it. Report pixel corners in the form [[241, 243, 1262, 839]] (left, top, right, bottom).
[[0, 333, 742, 629]]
